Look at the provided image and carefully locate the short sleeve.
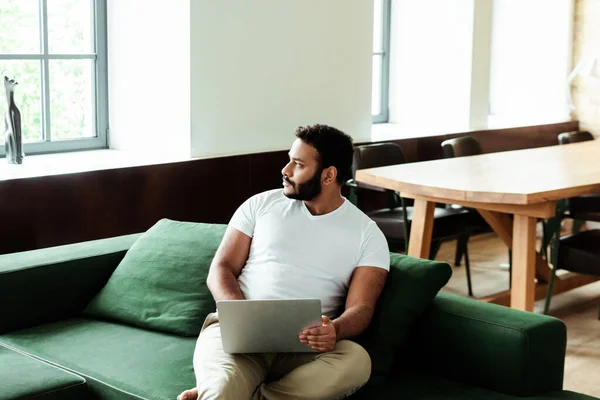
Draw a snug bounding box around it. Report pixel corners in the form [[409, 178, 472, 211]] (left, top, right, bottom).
[[357, 222, 390, 270], [229, 195, 259, 238]]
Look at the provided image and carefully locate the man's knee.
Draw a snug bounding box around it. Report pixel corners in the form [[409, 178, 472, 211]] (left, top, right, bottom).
[[334, 341, 372, 386], [197, 377, 256, 400], [195, 352, 270, 400]]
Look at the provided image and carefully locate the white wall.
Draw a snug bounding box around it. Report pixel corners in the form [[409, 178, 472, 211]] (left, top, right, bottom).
[[388, 0, 474, 133], [189, 0, 373, 158], [107, 0, 190, 158]]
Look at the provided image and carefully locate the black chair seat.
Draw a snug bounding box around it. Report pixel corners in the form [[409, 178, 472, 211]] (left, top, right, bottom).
[[568, 194, 600, 222], [368, 206, 470, 241], [557, 230, 600, 276]]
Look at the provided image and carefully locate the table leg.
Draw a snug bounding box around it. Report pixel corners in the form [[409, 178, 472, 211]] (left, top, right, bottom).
[[407, 199, 435, 259], [477, 209, 551, 282], [511, 215, 537, 311]]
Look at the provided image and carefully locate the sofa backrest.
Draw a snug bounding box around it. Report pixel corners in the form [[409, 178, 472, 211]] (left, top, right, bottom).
[[0, 234, 141, 334]]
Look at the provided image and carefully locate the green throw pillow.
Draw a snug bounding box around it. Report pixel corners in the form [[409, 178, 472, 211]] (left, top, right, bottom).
[[357, 253, 452, 383], [84, 219, 227, 337]]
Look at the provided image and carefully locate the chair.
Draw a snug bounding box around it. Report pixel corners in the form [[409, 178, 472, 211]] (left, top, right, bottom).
[[544, 130, 599, 269], [558, 130, 594, 144], [347, 142, 475, 296], [441, 136, 513, 289], [543, 229, 600, 319], [558, 131, 600, 224], [541, 131, 600, 314], [441, 136, 482, 159]]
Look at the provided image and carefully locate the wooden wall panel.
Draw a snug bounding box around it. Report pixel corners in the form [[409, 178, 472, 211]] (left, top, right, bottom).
[[0, 121, 578, 255]]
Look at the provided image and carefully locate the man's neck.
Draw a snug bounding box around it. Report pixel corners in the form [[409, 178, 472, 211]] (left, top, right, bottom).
[[303, 193, 345, 216]]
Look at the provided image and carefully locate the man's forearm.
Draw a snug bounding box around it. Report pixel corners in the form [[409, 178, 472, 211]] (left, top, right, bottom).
[[332, 304, 374, 341], [207, 265, 245, 301]]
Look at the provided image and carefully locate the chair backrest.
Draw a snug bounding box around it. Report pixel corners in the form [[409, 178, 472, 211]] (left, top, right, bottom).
[[440, 136, 482, 158], [557, 131, 594, 145], [352, 143, 405, 192]]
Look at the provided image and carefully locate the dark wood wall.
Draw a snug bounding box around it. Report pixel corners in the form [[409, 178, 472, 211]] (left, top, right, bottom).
[[0, 121, 577, 255]]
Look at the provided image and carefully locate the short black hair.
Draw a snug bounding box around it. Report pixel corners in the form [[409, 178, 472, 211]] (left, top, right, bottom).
[[294, 124, 354, 185]]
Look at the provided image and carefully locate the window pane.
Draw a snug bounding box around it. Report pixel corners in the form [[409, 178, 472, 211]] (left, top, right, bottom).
[[0, 60, 43, 142], [387, 0, 473, 130], [49, 60, 94, 139], [48, 0, 93, 54], [373, 0, 383, 52], [372, 55, 382, 116], [489, 0, 571, 124], [0, 0, 40, 53]]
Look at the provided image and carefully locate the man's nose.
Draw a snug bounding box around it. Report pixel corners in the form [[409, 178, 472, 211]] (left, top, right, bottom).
[[281, 161, 292, 177]]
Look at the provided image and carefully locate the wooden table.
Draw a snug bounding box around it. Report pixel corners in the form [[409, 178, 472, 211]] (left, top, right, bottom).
[[355, 140, 600, 311]]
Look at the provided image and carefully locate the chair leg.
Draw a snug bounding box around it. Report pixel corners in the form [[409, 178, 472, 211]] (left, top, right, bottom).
[[464, 242, 474, 297], [400, 196, 410, 250], [543, 264, 558, 315], [543, 227, 561, 315], [429, 240, 442, 260], [508, 249, 512, 289], [541, 221, 549, 261], [454, 233, 467, 266]]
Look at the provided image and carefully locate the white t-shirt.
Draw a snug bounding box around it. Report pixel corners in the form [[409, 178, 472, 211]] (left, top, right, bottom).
[[229, 189, 390, 318]]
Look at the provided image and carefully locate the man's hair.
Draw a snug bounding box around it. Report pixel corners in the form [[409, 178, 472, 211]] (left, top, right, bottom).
[[294, 124, 354, 185]]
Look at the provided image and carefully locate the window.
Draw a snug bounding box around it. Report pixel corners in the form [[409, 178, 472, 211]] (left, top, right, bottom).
[[0, 0, 108, 156], [488, 0, 573, 127], [377, 0, 573, 130], [385, 0, 474, 132], [372, 0, 391, 123]]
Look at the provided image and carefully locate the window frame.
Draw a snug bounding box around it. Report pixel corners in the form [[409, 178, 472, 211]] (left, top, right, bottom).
[[372, 0, 391, 124], [0, 0, 108, 157]]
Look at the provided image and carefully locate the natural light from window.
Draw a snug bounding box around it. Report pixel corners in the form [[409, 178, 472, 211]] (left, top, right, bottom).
[[0, 0, 106, 155], [488, 0, 572, 128]]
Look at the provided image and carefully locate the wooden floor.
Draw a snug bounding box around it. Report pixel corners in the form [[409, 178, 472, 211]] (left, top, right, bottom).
[[435, 232, 600, 398]]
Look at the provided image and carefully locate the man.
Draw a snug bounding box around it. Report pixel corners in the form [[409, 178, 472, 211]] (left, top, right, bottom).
[[178, 124, 389, 400]]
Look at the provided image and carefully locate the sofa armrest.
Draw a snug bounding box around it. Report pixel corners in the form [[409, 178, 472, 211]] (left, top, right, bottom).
[[403, 292, 566, 397], [0, 234, 141, 334]]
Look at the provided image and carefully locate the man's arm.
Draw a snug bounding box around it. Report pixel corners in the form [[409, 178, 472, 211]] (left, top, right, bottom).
[[300, 266, 388, 351], [333, 266, 387, 340], [206, 226, 252, 301]]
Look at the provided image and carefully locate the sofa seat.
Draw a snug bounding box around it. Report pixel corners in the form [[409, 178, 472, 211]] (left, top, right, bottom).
[[0, 345, 87, 400], [3, 319, 596, 400], [0, 318, 197, 400], [355, 373, 598, 400]]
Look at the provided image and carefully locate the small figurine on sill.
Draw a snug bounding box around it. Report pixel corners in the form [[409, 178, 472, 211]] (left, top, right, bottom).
[[4, 75, 24, 164]]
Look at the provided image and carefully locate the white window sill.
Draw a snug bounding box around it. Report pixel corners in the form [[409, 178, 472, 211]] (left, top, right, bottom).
[[0, 118, 574, 183], [371, 118, 573, 142], [0, 149, 192, 183]]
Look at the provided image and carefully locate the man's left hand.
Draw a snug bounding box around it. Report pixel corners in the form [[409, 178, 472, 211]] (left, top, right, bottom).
[[299, 315, 337, 352]]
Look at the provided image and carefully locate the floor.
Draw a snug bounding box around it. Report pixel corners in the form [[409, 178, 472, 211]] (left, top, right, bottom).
[[435, 232, 600, 398]]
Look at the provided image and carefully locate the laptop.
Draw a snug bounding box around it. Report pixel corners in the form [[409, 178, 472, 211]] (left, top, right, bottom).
[[216, 299, 322, 354]]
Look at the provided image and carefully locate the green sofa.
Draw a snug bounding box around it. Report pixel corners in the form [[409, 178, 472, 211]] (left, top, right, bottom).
[[0, 231, 597, 400]]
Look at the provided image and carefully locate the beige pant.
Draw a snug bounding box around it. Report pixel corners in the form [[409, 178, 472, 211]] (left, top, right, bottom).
[[193, 313, 371, 400]]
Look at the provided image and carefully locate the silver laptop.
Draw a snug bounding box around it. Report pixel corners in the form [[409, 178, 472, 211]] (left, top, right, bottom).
[[216, 299, 322, 354]]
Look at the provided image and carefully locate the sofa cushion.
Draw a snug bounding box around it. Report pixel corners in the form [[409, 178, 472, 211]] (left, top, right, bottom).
[[356, 253, 452, 383], [0, 345, 87, 400], [0, 318, 196, 400], [84, 219, 226, 336]]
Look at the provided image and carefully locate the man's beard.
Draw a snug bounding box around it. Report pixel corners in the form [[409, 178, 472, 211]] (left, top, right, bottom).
[[283, 169, 323, 201]]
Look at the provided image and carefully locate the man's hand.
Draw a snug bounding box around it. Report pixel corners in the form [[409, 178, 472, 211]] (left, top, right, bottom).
[[299, 315, 337, 352]]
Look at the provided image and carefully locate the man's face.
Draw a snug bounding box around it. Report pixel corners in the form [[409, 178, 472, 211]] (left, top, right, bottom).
[[281, 139, 323, 201]]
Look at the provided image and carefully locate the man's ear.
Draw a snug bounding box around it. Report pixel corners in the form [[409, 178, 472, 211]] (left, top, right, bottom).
[[322, 166, 338, 186]]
